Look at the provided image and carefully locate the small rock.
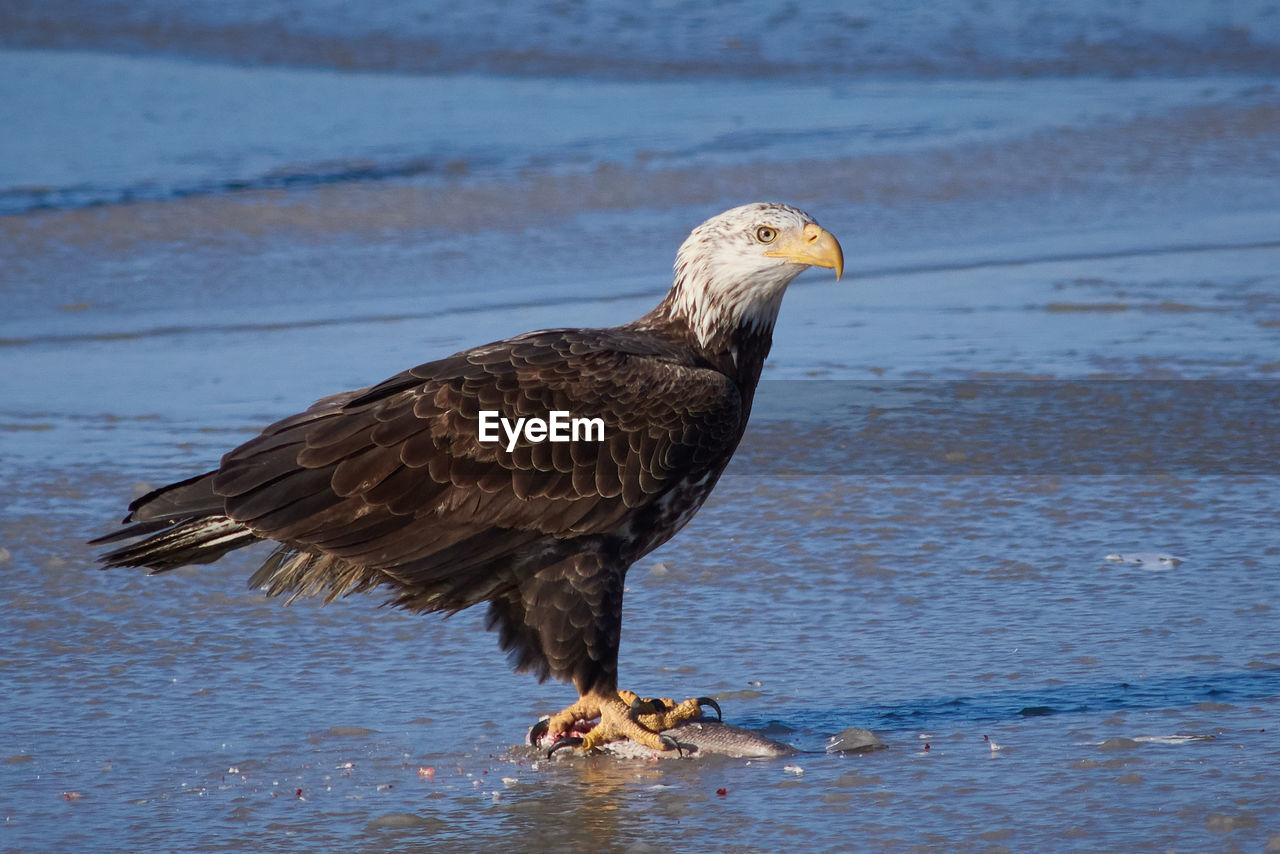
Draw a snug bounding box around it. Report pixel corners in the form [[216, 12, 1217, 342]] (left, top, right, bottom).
[[1206, 812, 1258, 832], [826, 728, 887, 754], [365, 813, 444, 831], [1098, 737, 1142, 751]]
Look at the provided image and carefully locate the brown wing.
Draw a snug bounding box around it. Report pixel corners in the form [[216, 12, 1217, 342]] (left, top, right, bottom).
[[211, 328, 742, 599]]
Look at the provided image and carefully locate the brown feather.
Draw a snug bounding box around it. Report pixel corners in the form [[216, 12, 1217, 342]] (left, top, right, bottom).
[[94, 202, 832, 693], [331, 445, 403, 497]]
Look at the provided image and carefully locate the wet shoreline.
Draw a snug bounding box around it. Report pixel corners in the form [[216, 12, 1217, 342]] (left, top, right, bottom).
[[3, 11, 1279, 850]]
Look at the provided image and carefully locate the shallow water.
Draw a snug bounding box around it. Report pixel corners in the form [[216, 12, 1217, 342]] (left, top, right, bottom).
[[3, 4, 1280, 852], [5, 472, 1279, 851]]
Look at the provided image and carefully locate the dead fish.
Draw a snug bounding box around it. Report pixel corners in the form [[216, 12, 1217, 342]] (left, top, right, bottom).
[[529, 719, 796, 759]]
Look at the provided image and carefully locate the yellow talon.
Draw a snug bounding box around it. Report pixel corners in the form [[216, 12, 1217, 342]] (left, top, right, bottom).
[[538, 688, 716, 753]]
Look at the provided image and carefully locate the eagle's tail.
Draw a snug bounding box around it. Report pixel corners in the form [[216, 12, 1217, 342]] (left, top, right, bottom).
[[91, 470, 262, 572]]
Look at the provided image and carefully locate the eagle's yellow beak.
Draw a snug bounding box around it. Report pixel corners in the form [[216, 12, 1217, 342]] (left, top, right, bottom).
[[765, 222, 844, 280]]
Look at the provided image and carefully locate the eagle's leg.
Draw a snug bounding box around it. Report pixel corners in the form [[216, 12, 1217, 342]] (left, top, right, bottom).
[[503, 554, 718, 752]]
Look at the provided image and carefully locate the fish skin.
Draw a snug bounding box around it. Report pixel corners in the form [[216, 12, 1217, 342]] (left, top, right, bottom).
[[529, 719, 797, 759]]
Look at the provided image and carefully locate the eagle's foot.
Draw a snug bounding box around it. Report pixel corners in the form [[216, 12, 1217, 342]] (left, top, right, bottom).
[[531, 689, 720, 756], [617, 689, 721, 732]]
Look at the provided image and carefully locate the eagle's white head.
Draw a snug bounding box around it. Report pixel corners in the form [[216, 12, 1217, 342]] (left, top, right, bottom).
[[666, 202, 844, 350]]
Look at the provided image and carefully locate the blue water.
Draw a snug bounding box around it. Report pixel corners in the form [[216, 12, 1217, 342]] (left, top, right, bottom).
[[2, 2, 1279, 851], [3, 0, 1278, 79]]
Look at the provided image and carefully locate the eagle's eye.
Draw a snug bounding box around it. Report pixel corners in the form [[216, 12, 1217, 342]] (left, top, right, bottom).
[[754, 225, 778, 244]]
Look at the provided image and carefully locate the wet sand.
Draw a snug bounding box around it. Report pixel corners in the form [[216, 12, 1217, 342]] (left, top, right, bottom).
[[3, 15, 1280, 853]]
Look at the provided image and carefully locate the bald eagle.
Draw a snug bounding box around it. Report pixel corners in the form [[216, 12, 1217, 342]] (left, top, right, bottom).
[[93, 202, 844, 753]]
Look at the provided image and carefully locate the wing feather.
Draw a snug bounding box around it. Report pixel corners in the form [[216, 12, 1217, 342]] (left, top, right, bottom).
[[212, 442, 306, 496], [227, 466, 341, 523], [594, 440, 622, 498], [213, 328, 742, 582], [331, 445, 404, 497], [297, 419, 380, 467]]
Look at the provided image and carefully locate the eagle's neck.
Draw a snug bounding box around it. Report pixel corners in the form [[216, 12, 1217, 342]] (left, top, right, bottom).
[[636, 279, 784, 393], [667, 258, 797, 345]]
